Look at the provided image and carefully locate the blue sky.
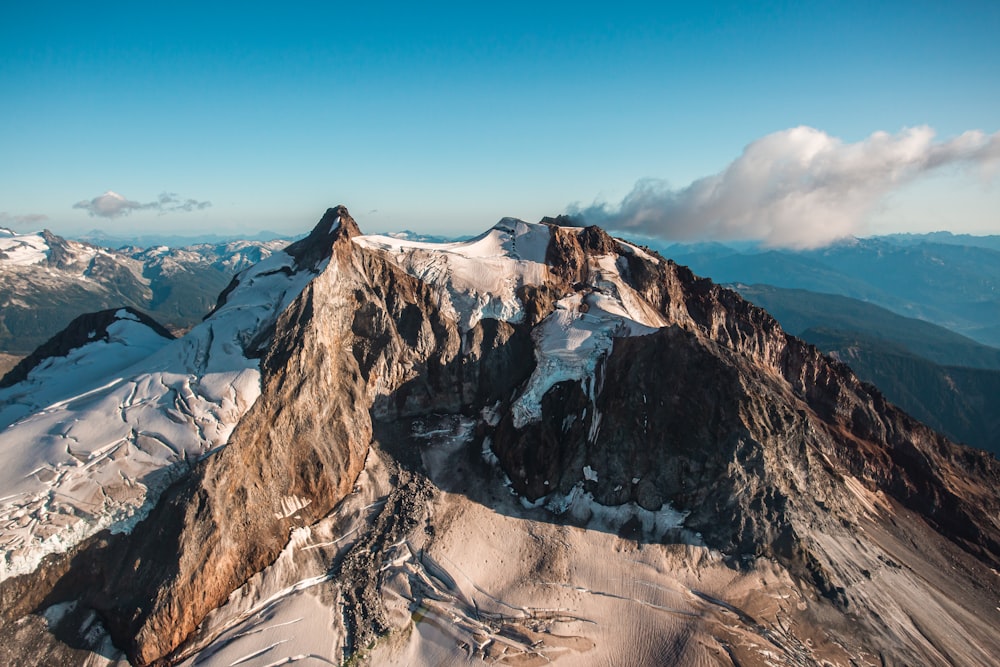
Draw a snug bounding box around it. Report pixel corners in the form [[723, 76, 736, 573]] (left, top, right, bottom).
[[2, 1, 998, 242]]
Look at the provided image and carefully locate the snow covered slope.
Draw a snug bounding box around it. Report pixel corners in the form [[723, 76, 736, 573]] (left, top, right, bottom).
[[354, 218, 551, 330], [0, 246, 325, 579], [355, 220, 666, 426], [0, 228, 52, 266]]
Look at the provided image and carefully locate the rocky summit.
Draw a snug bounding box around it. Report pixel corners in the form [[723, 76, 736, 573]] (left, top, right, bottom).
[[1, 207, 999, 666]]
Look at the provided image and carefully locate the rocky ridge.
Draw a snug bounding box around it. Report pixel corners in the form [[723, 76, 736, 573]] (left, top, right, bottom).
[[0, 207, 998, 665]]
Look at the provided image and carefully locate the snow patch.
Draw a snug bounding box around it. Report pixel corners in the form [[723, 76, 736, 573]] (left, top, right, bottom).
[[506, 240, 670, 428], [354, 219, 550, 330], [543, 483, 688, 538], [0, 231, 49, 266], [274, 495, 313, 520], [511, 291, 659, 428]]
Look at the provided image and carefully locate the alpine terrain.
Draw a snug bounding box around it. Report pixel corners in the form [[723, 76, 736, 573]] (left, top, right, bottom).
[[0, 207, 998, 666], [0, 227, 290, 363]]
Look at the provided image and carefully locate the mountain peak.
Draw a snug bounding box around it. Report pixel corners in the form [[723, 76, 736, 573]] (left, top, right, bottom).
[[539, 213, 581, 226], [283, 205, 361, 269]]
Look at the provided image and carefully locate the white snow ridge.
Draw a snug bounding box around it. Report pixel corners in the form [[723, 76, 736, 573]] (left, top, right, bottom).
[[354, 218, 550, 330]]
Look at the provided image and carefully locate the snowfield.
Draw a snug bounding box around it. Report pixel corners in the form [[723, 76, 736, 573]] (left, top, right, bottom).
[[0, 248, 324, 580], [0, 230, 50, 266]]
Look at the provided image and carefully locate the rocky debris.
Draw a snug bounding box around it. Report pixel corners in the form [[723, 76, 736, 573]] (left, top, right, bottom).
[[335, 464, 432, 655]]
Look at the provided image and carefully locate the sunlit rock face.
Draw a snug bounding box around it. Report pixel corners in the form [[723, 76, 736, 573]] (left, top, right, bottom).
[[1, 206, 999, 667]]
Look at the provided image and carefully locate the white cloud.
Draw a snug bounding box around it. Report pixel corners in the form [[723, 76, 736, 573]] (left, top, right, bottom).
[[570, 126, 1000, 249], [73, 191, 212, 218]]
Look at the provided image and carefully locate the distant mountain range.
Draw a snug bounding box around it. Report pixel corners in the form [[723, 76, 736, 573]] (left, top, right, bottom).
[[657, 233, 1000, 348], [76, 228, 295, 248], [0, 227, 291, 357], [733, 284, 1000, 455]]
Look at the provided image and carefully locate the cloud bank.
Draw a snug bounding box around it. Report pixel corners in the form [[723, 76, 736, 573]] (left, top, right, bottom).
[[73, 191, 212, 218], [570, 126, 1000, 249]]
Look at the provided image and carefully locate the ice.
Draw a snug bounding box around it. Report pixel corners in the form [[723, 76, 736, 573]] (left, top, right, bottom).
[[543, 482, 688, 538], [504, 236, 670, 428], [354, 218, 550, 330], [0, 314, 172, 430], [0, 247, 323, 580], [511, 291, 660, 428]]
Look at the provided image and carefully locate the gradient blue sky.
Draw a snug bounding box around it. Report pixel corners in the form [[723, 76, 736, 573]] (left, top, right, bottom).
[[2, 1, 998, 241]]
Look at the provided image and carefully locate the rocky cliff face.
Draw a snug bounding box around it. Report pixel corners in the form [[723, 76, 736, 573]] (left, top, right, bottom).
[[2, 207, 999, 666]]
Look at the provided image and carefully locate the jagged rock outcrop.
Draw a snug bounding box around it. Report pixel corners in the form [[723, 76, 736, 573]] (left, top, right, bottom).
[[3, 207, 1000, 666]]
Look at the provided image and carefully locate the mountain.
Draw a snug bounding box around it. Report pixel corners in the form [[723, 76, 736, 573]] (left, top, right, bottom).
[[732, 284, 1000, 370], [882, 230, 1000, 252], [801, 327, 1000, 455], [733, 285, 1000, 454], [0, 229, 291, 356], [1, 208, 999, 666], [664, 236, 1000, 347], [77, 229, 294, 248]]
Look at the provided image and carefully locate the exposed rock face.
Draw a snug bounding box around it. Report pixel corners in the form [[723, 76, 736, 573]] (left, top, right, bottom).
[[2, 207, 1000, 666], [67, 207, 461, 663]]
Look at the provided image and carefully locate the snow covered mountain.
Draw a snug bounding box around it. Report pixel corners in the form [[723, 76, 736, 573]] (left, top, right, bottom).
[[0, 227, 290, 358], [1, 208, 999, 666]]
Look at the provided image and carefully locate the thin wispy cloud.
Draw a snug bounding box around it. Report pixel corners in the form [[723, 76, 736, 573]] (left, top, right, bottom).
[[73, 191, 212, 219], [0, 212, 49, 227], [570, 126, 1000, 249]]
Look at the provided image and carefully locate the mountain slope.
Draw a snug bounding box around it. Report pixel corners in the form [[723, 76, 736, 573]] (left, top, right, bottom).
[[0, 228, 289, 355], [732, 285, 1000, 453], [0, 231, 324, 580], [802, 327, 1000, 454], [1, 209, 999, 666], [665, 237, 1000, 347], [733, 284, 1000, 369]]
